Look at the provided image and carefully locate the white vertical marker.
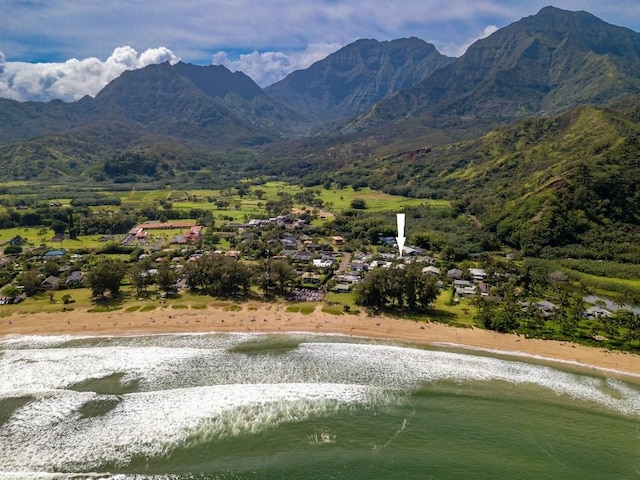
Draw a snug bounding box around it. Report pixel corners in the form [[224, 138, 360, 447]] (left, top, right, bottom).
[[396, 213, 406, 256]]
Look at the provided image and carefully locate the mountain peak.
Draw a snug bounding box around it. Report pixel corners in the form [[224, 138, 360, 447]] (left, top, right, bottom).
[[355, 6, 640, 130], [172, 62, 264, 100], [265, 37, 453, 123]]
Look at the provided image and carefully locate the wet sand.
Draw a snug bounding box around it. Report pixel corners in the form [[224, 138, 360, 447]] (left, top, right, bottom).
[[1, 302, 639, 378]]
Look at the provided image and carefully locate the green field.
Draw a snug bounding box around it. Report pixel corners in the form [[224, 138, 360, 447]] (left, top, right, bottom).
[[317, 186, 448, 212], [0, 227, 115, 249], [1, 182, 450, 253]]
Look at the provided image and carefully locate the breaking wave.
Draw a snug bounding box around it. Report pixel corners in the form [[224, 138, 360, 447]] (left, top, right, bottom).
[[1, 333, 639, 476]]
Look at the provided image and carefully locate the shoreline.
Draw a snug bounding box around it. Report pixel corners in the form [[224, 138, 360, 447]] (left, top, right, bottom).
[[2, 302, 640, 379]]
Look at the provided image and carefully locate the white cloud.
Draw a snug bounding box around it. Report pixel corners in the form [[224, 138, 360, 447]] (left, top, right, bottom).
[[212, 43, 342, 87], [433, 24, 500, 57], [0, 46, 179, 102]]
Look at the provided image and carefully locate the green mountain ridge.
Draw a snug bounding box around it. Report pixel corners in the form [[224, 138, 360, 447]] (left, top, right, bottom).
[[354, 6, 640, 130], [2, 6, 640, 259], [326, 105, 640, 260], [265, 37, 453, 125]]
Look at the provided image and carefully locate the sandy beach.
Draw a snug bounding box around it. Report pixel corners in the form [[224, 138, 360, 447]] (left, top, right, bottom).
[[2, 302, 639, 378]]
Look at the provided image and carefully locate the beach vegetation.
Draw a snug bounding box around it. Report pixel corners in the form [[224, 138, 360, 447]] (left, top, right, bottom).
[[85, 258, 127, 299], [286, 303, 316, 314], [321, 305, 344, 316], [355, 264, 439, 313]]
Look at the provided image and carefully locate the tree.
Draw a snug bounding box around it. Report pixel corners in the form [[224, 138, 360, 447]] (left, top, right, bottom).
[[3, 245, 22, 255], [354, 265, 438, 312], [156, 261, 178, 293], [553, 290, 583, 335], [21, 269, 42, 297], [43, 260, 60, 277], [254, 259, 296, 297], [2, 284, 20, 298], [86, 258, 127, 298], [183, 253, 251, 297], [355, 268, 388, 309], [129, 261, 150, 296], [350, 199, 367, 210]]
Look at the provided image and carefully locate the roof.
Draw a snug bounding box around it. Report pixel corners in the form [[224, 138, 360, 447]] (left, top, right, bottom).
[[422, 266, 440, 275], [44, 249, 66, 257], [66, 271, 84, 281], [42, 275, 60, 287]]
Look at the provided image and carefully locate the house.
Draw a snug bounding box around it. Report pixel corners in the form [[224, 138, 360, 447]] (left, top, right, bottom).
[[43, 249, 66, 259], [9, 235, 25, 246], [583, 306, 613, 319], [453, 279, 476, 297], [413, 255, 437, 264], [42, 275, 60, 290], [304, 241, 321, 251], [333, 283, 351, 293], [447, 268, 463, 280], [331, 236, 345, 245], [170, 226, 203, 245], [422, 266, 440, 276], [292, 251, 314, 263], [469, 268, 487, 281], [281, 238, 297, 249], [369, 260, 392, 269], [348, 262, 367, 273], [65, 271, 84, 288], [477, 281, 490, 296], [535, 300, 558, 317], [313, 259, 333, 269], [301, 273, 322, 285], [455, 285, 477, 297], [402, 246, 424, 256], [335, 274, 362, 284]]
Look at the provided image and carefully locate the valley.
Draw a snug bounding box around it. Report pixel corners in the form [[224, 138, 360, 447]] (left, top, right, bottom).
[[2, 6, 640, 354]]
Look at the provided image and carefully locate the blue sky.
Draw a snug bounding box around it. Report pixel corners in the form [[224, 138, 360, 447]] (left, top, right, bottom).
[[1, 1, 638, 101]]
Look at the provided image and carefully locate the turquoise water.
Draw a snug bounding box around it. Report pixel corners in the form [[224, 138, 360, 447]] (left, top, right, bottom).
[[1, 333, 639, 479]]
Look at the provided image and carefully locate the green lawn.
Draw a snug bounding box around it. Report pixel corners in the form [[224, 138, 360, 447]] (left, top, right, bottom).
[[0, 227, 126, 250], [318, 186, 449, 213], [428, 291, 476, 326]]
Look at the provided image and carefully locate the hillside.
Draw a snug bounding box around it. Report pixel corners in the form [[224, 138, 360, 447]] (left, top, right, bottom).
[[0, 6, 640, 261], [324, 105, 640, 260], [355, 7, 640, 130], [0, 62, 299, 148], [265, 37, 453, 125]]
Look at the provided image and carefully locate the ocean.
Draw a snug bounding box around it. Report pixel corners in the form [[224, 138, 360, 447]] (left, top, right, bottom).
[[1, 332, 639, 479]]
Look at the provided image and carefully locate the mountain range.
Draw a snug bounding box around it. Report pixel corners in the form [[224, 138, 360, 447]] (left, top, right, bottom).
[[3, 7, 640, 151], [2, 6, 640, 257]]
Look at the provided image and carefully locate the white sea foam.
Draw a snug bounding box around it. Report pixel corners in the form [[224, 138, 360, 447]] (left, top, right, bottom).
[[295, 342, 640, 415], [2, 334, 639, 475], [0, 383, 373, 473], [0, 346, 226, 394]]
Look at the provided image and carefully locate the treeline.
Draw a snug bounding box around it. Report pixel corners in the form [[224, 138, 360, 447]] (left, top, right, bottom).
[[77, 254, 298, 300], [182, 255, 297, 297], [0, 202, 215, 236], [355, 264, 439, 312], [475, 283, 640, 352], [103, 152, 173, 182], [323, 204, 500, 261]]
